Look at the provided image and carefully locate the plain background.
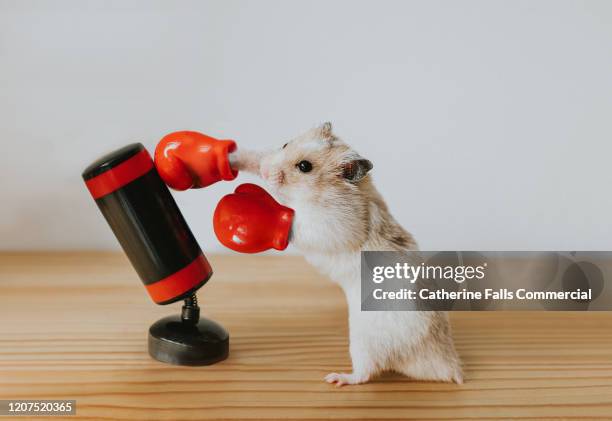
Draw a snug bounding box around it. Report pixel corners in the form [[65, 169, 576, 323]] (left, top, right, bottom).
[[1, 0, 611, 252]]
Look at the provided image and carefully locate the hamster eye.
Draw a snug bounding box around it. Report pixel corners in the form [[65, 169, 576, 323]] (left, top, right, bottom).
[[282, 143, 288, 149], [297, 160, 313, 173]]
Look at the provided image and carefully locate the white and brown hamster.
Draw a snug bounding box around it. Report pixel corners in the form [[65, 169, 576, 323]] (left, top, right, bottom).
[[231, 122, 463, 386]]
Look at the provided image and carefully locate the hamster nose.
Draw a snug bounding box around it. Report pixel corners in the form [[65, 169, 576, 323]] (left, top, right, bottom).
[[260, 166, 270, 180]]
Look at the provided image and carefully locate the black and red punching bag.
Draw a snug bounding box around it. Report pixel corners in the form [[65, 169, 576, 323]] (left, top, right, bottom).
[[82, 143, 228, 366]]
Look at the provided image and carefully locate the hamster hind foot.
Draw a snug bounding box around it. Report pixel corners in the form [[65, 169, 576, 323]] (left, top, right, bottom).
[[324, 341, 379, 387], [325, 357, 463, 387], [324, 372, 370, 387], [324, 326, 463, 387]]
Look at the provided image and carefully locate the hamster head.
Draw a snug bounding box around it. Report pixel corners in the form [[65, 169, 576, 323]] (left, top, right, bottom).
[[259, 122, 373, 253]]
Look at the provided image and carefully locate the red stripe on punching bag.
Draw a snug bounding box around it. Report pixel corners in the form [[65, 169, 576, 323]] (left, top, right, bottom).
[[145, 254, 212, 304], [85, 149, 154, 199]]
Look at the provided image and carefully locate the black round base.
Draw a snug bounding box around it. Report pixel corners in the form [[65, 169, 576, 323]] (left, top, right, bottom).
[[148, 315, 229, 366]]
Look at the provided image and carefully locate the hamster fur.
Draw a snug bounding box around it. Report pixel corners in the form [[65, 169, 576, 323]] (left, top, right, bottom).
[[233, 123, 463, 386]]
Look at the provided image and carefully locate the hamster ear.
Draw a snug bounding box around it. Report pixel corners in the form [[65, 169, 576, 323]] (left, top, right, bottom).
[[320, 121, 333, 138], [342, 158, 373, 182]]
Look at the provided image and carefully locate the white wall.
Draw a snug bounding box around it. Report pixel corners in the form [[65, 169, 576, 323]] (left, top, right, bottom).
[[1, 0, 611, 252]]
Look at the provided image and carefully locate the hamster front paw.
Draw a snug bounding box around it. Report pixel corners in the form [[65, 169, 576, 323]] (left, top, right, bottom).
[[324, 372, 369, 387], [228, 149, 262, 174]]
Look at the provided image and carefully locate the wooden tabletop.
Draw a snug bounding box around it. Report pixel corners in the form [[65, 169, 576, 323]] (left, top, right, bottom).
[[1, 252, 612, 420]]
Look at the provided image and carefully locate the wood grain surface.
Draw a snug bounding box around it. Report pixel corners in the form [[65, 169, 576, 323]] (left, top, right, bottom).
[[1, 252, 612, 420]]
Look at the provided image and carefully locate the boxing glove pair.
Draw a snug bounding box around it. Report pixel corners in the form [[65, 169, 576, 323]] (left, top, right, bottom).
[[155, 131, 294, 253]]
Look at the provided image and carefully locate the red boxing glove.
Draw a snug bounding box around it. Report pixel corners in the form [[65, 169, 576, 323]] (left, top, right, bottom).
[[213, 184, 294, 253], [154, 131, 238, 190]]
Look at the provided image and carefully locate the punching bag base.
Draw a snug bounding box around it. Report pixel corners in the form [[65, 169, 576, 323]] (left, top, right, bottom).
[[148, 315, 229, 366]]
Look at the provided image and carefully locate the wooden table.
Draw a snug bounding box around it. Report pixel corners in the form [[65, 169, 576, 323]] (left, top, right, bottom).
[[1, 252, 612, 420]]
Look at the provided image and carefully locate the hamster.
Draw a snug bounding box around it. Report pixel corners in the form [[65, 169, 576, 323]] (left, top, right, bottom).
[[232, 122, 463, 386]]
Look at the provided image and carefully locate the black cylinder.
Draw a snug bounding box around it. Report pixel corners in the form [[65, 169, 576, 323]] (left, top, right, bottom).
[[82, 143, 212, 305]]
